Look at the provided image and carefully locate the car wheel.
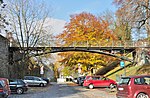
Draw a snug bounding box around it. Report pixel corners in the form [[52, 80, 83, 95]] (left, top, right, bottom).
[[109, 84, 115, 89], [40, 83, 44, 87], [136, 93, 149, 98], [88, 84, 94, 89], [16, 88, 24, 94]]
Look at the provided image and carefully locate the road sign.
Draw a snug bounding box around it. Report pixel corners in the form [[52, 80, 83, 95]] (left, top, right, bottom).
[[40, 66, 44, 74], [120, 61, 125, 67]]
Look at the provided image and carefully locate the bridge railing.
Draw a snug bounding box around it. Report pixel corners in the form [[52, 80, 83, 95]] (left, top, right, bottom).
[[39, 40, 150, 48]]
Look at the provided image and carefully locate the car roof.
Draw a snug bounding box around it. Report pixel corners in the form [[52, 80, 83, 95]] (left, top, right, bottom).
[[9, 79, 22, 81], [24, 76, 40, 78], [0, 78, 8, 80], [122, 75, 150, 79], [86, 75, 105, 77]]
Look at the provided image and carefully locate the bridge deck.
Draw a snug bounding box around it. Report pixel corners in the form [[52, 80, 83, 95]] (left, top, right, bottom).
[[9, 46, 137, 53]]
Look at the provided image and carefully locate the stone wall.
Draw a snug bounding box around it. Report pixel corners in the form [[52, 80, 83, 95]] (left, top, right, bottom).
[[0, 34, 9, 78], [135, 48, 150, 66]]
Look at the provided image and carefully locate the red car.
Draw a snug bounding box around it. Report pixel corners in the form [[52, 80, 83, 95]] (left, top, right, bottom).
[[116, 75, 150, 98], [0, 78, 11, 96], [83, 75, 117, 89]]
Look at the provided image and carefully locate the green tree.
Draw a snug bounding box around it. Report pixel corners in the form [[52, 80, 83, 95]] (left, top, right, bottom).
[[114, 0, 150, 38]]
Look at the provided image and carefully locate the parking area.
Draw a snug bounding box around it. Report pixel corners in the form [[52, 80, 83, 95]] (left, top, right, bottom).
[[9, 82, 117, 98], [67, 82, 117, 98]]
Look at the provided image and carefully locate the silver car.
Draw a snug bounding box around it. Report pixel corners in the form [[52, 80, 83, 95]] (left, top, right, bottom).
[[24, 76, 47, 87]]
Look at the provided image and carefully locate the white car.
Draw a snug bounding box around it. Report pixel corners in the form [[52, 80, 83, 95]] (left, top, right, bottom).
[[24, 76, 47, 87]]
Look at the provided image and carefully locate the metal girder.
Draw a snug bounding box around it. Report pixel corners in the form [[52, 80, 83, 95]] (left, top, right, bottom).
[[9, 46, 135, 62]]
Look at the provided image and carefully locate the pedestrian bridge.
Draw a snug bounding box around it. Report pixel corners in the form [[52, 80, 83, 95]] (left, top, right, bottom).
[[9, 40, 150, 62]]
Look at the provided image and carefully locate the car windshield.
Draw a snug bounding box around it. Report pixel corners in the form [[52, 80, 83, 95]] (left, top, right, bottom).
[[85, 76, 92, 80], [119, 77, 130, 85], [0, 81, 4, 87]]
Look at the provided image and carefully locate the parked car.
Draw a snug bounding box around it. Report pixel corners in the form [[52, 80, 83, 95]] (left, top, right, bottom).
[[83, 75, 117, 89], [24, 76, 47, 87], [9, 79, 28, 94], [0, 80, 9, 98], [66, 76, 73, 82], [0, 78, 11, 96], [41, 77, 50, 84], [77, 76, 86, 86], [116, 75, 150, 98], [72, 78, 78, 84]]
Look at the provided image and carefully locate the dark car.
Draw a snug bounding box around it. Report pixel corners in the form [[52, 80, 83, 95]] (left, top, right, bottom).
[[77, 76, 86, 86], [116, 75, 150, 98], [41, 77, 50, 84], [9, 79, 28, 94], [0, 80, 9, 98]]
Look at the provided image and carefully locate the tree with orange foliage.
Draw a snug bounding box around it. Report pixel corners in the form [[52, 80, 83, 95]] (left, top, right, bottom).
[[57, 12, 116, 46], [56, 12, 117, 75]]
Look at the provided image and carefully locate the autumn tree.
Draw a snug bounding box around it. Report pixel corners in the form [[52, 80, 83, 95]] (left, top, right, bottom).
[[113, 0, 150, 39], [99, 10, 132, 44], [56, 12, 116, 75], [7, 0, 51, 78]]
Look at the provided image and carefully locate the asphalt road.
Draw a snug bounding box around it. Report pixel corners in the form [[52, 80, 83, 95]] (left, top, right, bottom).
[[9, 82, 117, 98]]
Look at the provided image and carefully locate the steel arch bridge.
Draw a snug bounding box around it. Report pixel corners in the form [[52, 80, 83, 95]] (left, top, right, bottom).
[[9, 40, 150, 63], [10, 46, 136, 62]]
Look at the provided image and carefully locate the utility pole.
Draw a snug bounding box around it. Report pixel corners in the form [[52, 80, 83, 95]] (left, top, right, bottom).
[[124, 49, 126, 76]]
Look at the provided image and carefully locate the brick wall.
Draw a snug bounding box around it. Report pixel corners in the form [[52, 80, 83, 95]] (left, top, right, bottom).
[[0, 35, 9, 78]]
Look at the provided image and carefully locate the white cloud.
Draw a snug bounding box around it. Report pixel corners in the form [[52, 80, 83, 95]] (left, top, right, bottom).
[[44, 17, 66, 36]]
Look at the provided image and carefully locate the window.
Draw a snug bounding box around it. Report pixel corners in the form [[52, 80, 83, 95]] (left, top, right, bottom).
[[0, 83, 3, 87], [86, 76, 92, 80], [134, 78, 142, 84], [9, 80, 17, 85], [93, 77, 101, 80], [144, 77, 150, 85], [34, 77, 41, 81], [18, 80, 24, 84], [119, 77, 130, 85], [0, 80, 5, 87], [135, 76, 150, 85], [25, 76, 34, 80], [101, 77, 106, 80]]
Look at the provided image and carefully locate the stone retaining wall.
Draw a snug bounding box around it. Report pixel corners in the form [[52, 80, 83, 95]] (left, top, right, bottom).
[[0, 35, 9, 78]]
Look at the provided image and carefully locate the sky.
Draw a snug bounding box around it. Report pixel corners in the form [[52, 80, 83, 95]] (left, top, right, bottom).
[[43, 0, 117, 35], [45, 0, 117, 22], [3, 0, 118, 35]]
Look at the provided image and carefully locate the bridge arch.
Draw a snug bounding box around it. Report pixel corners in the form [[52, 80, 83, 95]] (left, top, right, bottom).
[[9, 46, 135, 62], [33, 48, 135, 62]]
